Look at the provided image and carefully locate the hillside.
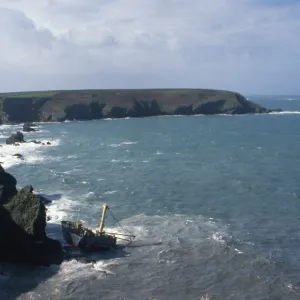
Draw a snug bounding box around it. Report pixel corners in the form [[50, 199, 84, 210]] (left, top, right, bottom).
[[0, 89, 277, 124]]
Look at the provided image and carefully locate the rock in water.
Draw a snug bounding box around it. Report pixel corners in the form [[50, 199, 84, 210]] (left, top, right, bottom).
[[4, 185, 46, 239], [30, 140, 41, 144], [23, 123, 37, 132], [0, 205, 63, 266], [0, 165, 17, 205], [6, 131, 25, 145], [12, 153, 24, 160], [0, 181, 64, 266]]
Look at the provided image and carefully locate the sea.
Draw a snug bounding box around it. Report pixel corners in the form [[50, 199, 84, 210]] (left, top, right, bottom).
[[0, 96, 300, 300]]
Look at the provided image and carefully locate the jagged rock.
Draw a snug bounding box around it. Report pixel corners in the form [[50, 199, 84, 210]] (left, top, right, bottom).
[[0, 205, 63, 266], [0, 165, 17, 205], [6, 132, 25, 145], [23, 123, 37, 132], [46, 142, 51, 145], [1, 184, 64, 266], [4, 185, 46, 239]]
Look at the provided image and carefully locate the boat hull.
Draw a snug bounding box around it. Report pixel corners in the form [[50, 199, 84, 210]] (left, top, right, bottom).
[[61, 221, 117, 251]]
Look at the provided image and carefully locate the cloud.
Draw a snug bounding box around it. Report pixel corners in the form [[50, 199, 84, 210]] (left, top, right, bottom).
[[0, 0, 299, 93]]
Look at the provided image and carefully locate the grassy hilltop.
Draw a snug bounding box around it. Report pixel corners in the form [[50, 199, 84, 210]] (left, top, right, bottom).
[[0, 88, 273, 124]]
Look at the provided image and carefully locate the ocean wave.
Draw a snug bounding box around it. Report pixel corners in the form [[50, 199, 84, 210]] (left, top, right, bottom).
[[45, 194, 75, 224], [109, 141, 138, 147], [103, 190, 118, 195], [268, 111, 300, 115], [0, 139, 61, 169]]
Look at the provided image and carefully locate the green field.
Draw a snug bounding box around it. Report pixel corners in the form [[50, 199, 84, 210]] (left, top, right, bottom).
[[0, 88, 233, 99]]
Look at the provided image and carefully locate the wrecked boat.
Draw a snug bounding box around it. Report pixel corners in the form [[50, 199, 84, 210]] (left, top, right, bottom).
[[61, 203, 135, 251]]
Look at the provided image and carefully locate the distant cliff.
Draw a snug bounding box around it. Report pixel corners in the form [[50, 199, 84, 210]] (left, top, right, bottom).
[[0, 89, 277, 124]]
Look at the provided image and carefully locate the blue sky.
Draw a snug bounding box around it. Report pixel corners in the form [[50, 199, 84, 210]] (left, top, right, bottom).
[[0, 0, 299, 94]]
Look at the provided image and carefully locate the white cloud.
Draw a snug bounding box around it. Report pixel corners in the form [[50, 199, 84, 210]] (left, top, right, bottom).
[[0, 0, 299, 93]]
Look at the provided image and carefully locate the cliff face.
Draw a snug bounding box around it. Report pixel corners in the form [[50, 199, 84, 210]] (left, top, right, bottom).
[[0, 166, 64, 266], [0, 89, 272, 124]]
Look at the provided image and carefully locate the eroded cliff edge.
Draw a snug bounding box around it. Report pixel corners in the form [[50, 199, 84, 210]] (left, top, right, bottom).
[[0, 89, 278, 124]]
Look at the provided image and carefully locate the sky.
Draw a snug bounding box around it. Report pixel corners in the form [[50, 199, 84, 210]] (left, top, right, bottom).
[[0, 0, 299, 94]]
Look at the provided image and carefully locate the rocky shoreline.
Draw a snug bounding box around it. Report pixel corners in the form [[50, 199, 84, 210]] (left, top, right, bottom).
[[0, 129, 99, 267], [0, 89, 282, 124], [0, 164, 64, 266]]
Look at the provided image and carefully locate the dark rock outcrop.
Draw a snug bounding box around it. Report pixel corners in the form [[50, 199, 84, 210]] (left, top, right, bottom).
[[0, 165, 17, 205], [4, 185, 46, 239], [6, 131, 25, 144], [30, 140, 41, 144], [0, 89, 282, 124], [0, 167, 64, 266], [0, 205, 63, 266], [23, 123, 37, 132]]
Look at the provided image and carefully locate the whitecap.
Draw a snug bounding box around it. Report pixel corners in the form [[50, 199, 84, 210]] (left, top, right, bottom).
[[269, 110, 300, 115], [109, 141, 138, 147], [45, 195, 75, 224], [0, 139, 61, 169], [103, 190, 118, 195]]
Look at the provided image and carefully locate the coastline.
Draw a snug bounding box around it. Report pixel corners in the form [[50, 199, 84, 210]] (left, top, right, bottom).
[[0, 88, 282, 125]]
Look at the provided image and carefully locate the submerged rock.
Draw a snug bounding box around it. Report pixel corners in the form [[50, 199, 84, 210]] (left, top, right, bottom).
[[6, 131, 25, 145]]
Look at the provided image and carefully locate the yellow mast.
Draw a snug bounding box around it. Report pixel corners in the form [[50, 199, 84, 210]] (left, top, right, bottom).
[[99, 203, 108, 234]]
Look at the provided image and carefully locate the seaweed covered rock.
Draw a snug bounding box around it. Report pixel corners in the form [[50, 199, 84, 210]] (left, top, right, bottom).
[[6, 131, 25, 145], [0, 177, 64, 266], [0, 165, 17, 205]]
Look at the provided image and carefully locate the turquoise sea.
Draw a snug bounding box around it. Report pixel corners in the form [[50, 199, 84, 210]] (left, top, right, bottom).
[[0, 96, 300, 300]]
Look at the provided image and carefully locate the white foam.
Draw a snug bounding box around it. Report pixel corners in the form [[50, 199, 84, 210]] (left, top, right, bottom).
[[93, 261, 116, 275], [46, 195, 75, 224], [111, 159, 133, 163], [109, 141, 138, 148], [0, 139, 61, 169], [111, 159, 120, 163], [268, 110, 300, 115], [103, 190, 118, 195], [50, 260, 108, 283]]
